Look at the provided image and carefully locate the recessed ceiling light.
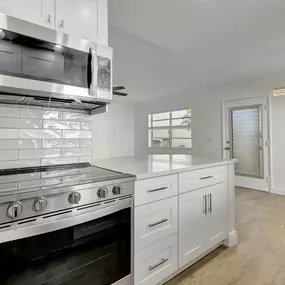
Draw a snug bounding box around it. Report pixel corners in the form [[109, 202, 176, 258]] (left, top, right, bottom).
[[273, 88, 285, 96]]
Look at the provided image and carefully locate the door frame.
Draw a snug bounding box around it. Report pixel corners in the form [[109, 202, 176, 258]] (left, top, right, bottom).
[[222, 96, 271, 192]]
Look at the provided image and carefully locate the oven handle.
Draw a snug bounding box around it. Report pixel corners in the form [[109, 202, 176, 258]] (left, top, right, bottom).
[[0, 198, 133, 245]]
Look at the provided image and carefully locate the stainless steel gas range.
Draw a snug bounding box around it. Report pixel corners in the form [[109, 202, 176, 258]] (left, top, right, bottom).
[[0, 163, 135, 285]]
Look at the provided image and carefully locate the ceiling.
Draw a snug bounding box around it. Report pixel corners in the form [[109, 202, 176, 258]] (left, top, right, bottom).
[[109, 0, 285, 103]]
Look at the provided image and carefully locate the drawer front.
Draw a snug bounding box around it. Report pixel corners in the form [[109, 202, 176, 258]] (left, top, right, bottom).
[[135, 197, 178, 251], [179, 166, 227, 194], [135, 234, 178, 285], [135, 174, 178, 206]]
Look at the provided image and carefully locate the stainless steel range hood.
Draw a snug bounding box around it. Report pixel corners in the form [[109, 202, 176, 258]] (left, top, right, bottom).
[[0, 13, 113, 115]]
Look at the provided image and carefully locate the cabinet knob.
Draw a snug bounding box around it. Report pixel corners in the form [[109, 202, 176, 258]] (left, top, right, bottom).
[[47, 14, 52, 23], [59, 20, 64, 28]]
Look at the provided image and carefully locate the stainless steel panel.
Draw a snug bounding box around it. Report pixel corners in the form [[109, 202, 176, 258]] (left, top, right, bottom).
[[0, 13, 95, 52]]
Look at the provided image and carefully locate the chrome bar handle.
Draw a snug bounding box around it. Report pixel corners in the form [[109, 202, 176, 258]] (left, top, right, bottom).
[[210, 193, 212, 213], [149, 218, 168, 228], [147, 187, 168, 193], [203, 195, 205, 214], [207, 194, 211, 213], [204, 195, 208, 215], [199, 176, 214, 180], [149, 258, 168, 271]]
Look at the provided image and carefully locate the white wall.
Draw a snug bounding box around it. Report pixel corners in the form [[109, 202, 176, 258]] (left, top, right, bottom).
[[134, 71, 285, 193], [92, 102, 134, 161]]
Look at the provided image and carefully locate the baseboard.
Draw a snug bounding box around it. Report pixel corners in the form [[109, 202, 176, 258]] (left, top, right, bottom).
[[223, 230, 238, 248], [271, 186, 285, 196]]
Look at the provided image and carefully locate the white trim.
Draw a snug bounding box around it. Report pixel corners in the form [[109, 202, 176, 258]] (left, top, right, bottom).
[[223, 230, 238, 248], [222, 96, 271, 192], [271, 186, 285, 196], [268, 92, 273, 192]]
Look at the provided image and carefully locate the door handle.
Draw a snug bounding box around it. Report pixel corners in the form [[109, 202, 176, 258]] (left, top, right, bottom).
[[59, 20, 64, 28], [148, 219, 168, 228], [204, 195, 207, 215], [209, 193, 212, 213], [207, 194, 211, 213], [149, 258, 168, 271], [147, 187, 168, 193], [200, 176, 213, 180]]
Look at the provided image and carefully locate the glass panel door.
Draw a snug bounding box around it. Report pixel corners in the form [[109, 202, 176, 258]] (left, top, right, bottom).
[[229, 106, 263, 178]]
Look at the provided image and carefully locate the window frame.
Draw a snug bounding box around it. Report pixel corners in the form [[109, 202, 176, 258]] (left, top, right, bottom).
[[148, 109, 192, 150]]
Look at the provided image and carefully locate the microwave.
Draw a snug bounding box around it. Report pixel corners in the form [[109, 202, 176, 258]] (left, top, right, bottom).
[[0, 13, 113, 113]]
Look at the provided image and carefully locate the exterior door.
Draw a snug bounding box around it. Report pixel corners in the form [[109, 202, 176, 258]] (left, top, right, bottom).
[[55, 0, 98, 42], [178, 189, 205, 268], [0, 0, 54, 28], [223, 97, 269, 191]]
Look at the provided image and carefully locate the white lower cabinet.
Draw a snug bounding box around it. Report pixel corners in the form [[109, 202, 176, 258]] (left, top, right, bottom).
[[135, 234, 178, 285], [135, 197, 178, 251], [204, 183, 228, 249], [179, 189, 205, 267], [178, 182, 228, 268]]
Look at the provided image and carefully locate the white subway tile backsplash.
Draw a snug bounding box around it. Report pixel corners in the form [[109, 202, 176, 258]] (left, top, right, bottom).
[[0, 106, 19, 118], [20, 109, 62, 120], [19, 129, 62, 139], [0, 106, 92, 168], [0, 159, 41, 169], [63, 112, 91, 121], [63, 148, 91, 157], [81, 122, 92, 130], [63, 130, 91, 139], [80, 139, 92, 147], [0, 150, 18, 161], [43, 120, 80, 130], [80, 156, 92, 163], [41, 157, 79, 166], [42, 139, 79, 148], [0, 129, 18, 139], [0, 139, 41, 149], [0, 118, 42, 129], [19, 149, 61, 159]]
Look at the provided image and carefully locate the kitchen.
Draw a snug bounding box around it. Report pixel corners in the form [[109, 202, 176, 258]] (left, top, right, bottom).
[[0, 1, 285, 285]]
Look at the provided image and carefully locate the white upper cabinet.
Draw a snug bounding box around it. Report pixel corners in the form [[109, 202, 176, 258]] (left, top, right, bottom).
[[0, 0, 54, 29], [0, 0, 108, 45], [55, 0, 98, 43]]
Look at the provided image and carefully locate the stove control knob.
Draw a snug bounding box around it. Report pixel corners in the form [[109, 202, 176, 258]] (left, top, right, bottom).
[[33, 197, 48, 212], [112, 185, 123, 195], [97, 187, 108, 198], [68, 192, 81, 205], [7, 202, 23, 219]]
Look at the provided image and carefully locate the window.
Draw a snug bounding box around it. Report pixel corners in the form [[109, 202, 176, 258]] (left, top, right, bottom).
[[148, 109, 192, 149]]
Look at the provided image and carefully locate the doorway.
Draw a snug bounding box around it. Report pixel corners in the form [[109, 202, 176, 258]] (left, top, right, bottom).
[[223, 97, 270, 192]]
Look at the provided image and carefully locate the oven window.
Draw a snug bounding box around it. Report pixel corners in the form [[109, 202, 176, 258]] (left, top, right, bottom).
[[0, 29, 89, 88], [0, 208, 131, 285]]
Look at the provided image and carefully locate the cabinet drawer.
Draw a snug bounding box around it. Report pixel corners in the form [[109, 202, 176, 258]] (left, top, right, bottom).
[[135, 234, 178, 285], [135, 174, 178, 206], [179, 166, 227, 194], [135, 197, 178, 251]]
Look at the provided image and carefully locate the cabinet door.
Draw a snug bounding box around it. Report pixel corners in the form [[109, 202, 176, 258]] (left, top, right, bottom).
[[0, 0, 54, 28], [179, 189, 206, 268], [97, 0, 108, 46], [205, 183, 228, 250], [55, 0, 98, 42]]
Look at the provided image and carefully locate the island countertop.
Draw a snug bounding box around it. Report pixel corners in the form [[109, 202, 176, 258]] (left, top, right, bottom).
[[95, 154, 237, 180]]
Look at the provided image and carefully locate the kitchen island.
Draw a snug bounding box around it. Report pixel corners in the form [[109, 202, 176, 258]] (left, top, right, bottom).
[[97, 154, 237, 285]]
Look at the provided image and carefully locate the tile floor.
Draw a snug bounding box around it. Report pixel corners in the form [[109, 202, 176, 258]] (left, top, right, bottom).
[[166, 187, 285, 285]]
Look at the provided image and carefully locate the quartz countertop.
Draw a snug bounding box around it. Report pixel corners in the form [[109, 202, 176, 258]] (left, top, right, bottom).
[[96, 155, 237, 180]]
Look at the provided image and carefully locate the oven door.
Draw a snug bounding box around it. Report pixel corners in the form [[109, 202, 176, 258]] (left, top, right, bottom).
[[0, 202, 132, 285]]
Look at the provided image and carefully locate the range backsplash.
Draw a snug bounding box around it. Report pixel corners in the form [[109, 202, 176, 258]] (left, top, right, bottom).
[[0, 105, 92, 170]]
